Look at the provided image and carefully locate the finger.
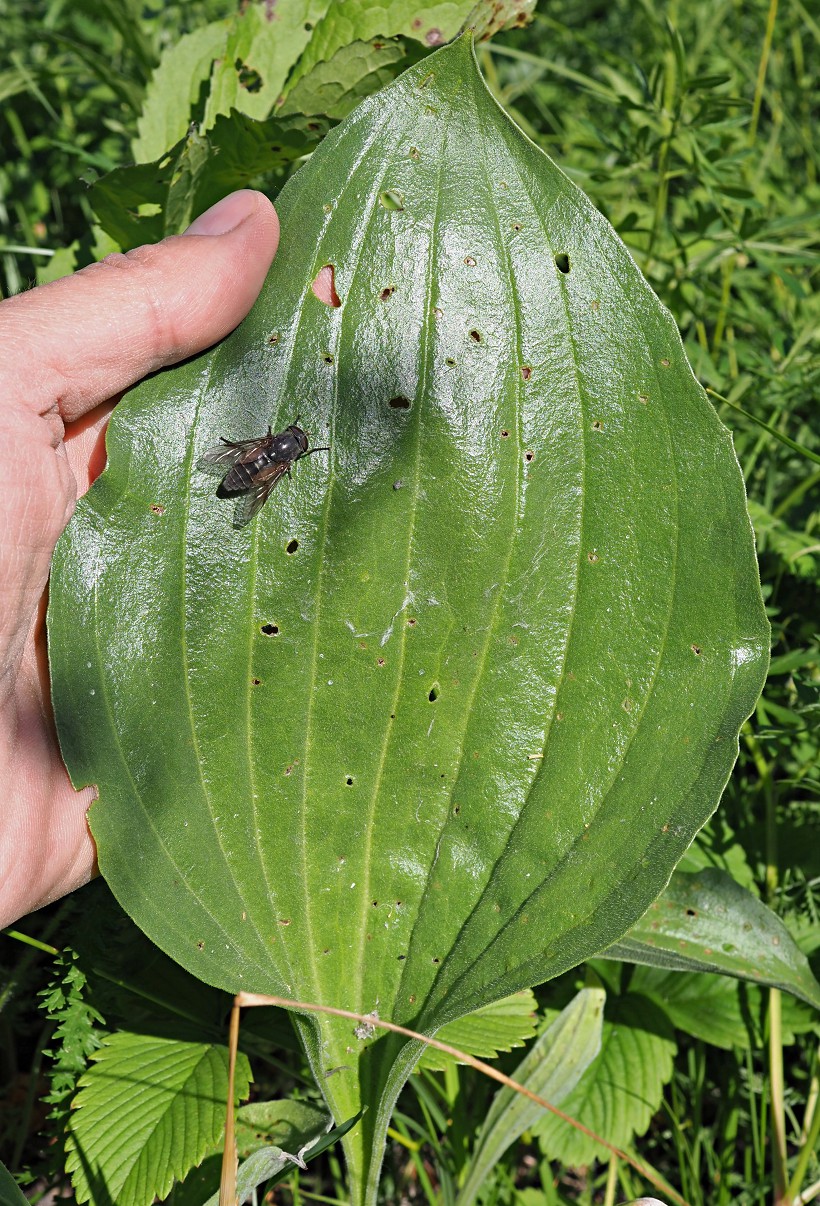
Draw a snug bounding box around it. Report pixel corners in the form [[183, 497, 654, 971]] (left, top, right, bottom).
[[0, 190, 279, 424]]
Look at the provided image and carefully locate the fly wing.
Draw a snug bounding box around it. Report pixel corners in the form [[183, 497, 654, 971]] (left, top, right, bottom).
[[231, 461, 290, 528], [198, 437, 270, 475]]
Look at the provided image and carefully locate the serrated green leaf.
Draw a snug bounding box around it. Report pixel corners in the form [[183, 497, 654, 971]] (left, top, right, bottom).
[[92, 111, 329, 250], [416, 989, 537, 1072], [65, 1032, 251, 1206], [284, 0, 492, 94], [628, 965, 819, 1049], [603, 868, 820, 1010], [533, 994, 676, 1166], [628, 966, 753, 1049], [458, 988, 604, 1205], [279, 38, 411, 121], [49, 36, 769, 1203], [132, 22, 230, 163]]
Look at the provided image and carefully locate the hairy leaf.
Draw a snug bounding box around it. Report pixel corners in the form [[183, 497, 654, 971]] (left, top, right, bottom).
[[533, 994, 676, 1167]]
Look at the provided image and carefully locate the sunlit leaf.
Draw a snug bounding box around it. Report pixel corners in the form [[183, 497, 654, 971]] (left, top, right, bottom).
[[65, 1033, 251, 1206], [603, 868, 820, 1010], [49, 36, 769, 1202], [458, 988, 605, 1204]]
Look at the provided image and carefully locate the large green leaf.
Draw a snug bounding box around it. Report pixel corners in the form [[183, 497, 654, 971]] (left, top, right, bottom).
[[48, 36, 769, 1202], [65, 1032, 251, 1206]]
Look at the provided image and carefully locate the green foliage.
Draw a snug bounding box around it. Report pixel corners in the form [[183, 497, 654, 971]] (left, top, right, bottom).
[[1, 0, 818, 1203], [66, 1032, 251, 1206], [532, 989, 677, 1167], [457, 988, 605, 1204], [606, 867, 820, 1009], [416, 991, 539, 1073], [49, 31, 768, 1203]]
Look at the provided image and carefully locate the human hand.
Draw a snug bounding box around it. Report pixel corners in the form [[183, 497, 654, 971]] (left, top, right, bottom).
[[0, 190, 279, 929]]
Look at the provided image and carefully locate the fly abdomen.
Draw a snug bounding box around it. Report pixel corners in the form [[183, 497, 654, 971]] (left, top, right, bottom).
[[220, 452, 270, 494]]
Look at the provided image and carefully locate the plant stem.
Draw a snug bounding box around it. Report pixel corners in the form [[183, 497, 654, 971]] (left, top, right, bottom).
[[602, 1154, 618, 1206], [749, 0, 779, 145]]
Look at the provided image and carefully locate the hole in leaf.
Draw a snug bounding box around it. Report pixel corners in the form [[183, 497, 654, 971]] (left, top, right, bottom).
[[525, 450, 534, 462], [587, 551, 599, 563], [500, 429, 510, 438], [554, 252, 570, 273], [389, 395, 411, 409], [379, 286, 395, 301], [592, 420, 603, 431], [520, 365, 532, 381], [407, 617, 417, 626], [236, 59, 263, 92], [685, 907, 697, 917], [149, 503, 164, 516], [286, 539, 299, 554], [428, 685, 439, 702], [691, 644, 703, 655], [252, 678, 261, 686], [304, 20, 313, 29], [377, 657, 386, 667], [445, 357, 456, 367], [268, 332, 280, 345], [322, 352, 335, 365], [512, 222, 522, 231], [261, 624, 279, 636], [464, 256, 476, 266], [469, 329, 482, 343], [312, 264, 341, 307], [346, 776, 354, 786], [379, 189, 404, 211]]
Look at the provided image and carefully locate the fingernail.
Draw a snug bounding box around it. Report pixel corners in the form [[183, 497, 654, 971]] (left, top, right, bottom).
[[184, 190, 259, 237]]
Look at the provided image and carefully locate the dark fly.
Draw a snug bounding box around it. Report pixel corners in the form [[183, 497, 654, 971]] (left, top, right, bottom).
[[199, 421, 329, 528]]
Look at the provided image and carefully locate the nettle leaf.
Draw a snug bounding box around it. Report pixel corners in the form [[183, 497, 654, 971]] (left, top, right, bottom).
[[49, 37, 768, 1202], [93, 111, 329, 251], [458, 988, 605, 1205], [65, 1032, 251, 1206], [416, 989, 537, 1072], [603, 868, 820, 1010], [279, 38, 412, 121], [532, 994, 676, 1167], [132, 21, 230, 162]]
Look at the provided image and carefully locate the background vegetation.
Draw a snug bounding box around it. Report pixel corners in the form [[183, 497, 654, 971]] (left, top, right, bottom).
[[1, 0, 817, 1203]]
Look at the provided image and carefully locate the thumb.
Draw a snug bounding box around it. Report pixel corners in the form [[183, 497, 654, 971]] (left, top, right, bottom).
[[0, 190, 278, 673], [0, 189, 279, 424]]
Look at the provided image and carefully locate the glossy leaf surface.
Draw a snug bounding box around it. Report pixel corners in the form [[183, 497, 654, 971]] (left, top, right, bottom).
[[49, 37, 769, 1200], [604, 868, 820, 1010]]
